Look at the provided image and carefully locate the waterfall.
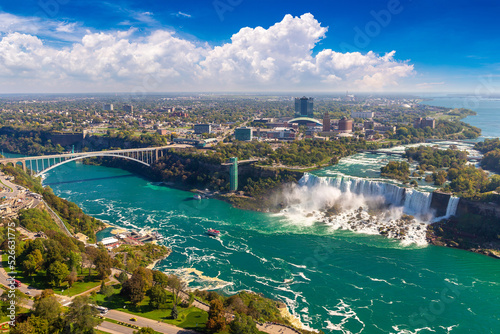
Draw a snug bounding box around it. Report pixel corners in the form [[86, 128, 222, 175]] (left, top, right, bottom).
[[299, 173, 433, 217], [286, 173, 433, 245], [445, 196, 460, 218], [403, 189, 432, 216]]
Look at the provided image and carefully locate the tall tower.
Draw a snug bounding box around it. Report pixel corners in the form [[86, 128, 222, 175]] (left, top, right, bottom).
[[229, 157, 238, 192], [295, 97, 314, 118], [323, 112, 330, 132]]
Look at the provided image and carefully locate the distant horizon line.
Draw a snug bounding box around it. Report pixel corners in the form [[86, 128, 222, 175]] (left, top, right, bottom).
[[0, 91, 495, 97]]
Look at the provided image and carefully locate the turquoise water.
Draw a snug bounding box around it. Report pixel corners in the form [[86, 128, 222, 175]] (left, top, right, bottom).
[[42, 162, 500, 333], [4, 99, 500, 333]]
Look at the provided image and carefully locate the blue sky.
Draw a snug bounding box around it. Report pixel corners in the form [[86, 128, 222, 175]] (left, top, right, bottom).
[[0, 0, 499, 93]]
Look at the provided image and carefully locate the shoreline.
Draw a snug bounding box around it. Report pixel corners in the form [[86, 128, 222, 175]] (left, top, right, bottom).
[[279, 306, 310, 331], [427, 236, 500, 259], [426, 217, 500, 260]]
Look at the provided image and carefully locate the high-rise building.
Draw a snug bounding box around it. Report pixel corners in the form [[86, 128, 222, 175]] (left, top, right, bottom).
[[323, 112, 331, 132], [194, 124, 211, 134], [422, 118, 436, 129], [234, 127, 253, 141], [294, 97, 314, 118], [338, 117, 353, 133], [414, 117, 435, 129], [123, 105, 133, 113], [364, 121, 375, 130], [103, 104, 113, 111]]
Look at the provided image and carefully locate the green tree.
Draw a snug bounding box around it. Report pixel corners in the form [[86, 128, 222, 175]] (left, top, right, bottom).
[[22, 254, 38, 277], [117, 271, 129, 284], [83, 247, 98, 277], [33, 293, 61, 327], [102, 285, 114, 298], [168, 274, 186, 307], [64, 296, 102, 334], [148, 285, 168, 309], [94, 248, 112, 279], [171, 304, 179, 319], [47, 261, 70, 287], [206, 299, 226, 333], [433, 170, 447, 186], [229, 313, 259, 334], [10, 316, 49, 334], [99, 280, 106, 293], [133, 327, 157, 334], [22, 249, 44, 276], [67, 270, 78, 287], [121, 272, 146, 305], [134, 267, 153, 291], [67, 251, 83, 272], [152, 270, 169, 288]]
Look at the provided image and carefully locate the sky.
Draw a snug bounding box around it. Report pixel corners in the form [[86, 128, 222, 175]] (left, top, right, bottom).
[[0, 0, 499, 94]]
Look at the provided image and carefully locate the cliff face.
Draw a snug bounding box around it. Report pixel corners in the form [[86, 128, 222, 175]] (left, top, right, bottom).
[[49, 132, 85, 147], [238, 164, 304, 180], [430, 191, 451, 217], [457, 198, 500, 218], [430, 191, 500, 220]]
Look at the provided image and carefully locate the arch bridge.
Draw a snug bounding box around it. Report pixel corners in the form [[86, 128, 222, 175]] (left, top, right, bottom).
[[0, 146, 173, 177]]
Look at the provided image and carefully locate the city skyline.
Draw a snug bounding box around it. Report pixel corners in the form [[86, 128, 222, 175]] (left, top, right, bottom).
[[0, 0, 499, 94]]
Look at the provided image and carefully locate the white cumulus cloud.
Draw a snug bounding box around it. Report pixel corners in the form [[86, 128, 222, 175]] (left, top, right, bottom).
[[0, 13, 414, 93]]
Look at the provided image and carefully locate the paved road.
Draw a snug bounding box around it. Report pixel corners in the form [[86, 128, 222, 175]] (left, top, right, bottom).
[[0, 255, 41, 307], [105, 309, 198, 334], [258, 323, 301, 334], [0, 173, 19, 199], [97, 321, 136, 334]]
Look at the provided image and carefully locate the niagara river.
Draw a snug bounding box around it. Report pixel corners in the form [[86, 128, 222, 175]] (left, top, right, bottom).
[[36, 97, 500, 333]]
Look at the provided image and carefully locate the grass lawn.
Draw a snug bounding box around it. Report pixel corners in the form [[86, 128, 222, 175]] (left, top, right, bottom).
[[92, 285, 208, 331], [52, 276, 108, 297], [2, 254, 104, 297]]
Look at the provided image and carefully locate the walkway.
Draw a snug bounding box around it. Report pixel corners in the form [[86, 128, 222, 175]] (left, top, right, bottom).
[[97, 321, 135, 334], [105, 310, 198, 334]]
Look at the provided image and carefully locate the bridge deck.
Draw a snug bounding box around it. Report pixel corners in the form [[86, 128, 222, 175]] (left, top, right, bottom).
[[0, 145, 174, 163]]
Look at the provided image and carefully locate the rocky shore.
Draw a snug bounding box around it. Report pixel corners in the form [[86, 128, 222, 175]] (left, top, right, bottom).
[[427, 217, 500, 259]]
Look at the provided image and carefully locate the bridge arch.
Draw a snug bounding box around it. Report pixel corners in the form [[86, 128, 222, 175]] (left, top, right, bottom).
[[34, 153, 151, 177]]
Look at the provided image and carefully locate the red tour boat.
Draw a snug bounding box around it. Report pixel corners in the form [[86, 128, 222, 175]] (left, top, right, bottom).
[[206, 228, 221, 237]]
